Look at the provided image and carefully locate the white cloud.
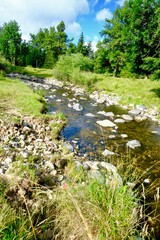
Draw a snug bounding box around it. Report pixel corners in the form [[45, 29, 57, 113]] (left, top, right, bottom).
[[116, 0, 125, 7], [91, 35, 99, 52], [104, 0, 111, 4], [92, 0, 99, 7], [66, 22, 82, 37], [0, 0, 89, 40], [96, 8, 112, 21]]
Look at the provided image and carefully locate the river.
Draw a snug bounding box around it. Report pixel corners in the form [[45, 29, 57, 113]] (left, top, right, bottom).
[[44, 82, 160, 238]]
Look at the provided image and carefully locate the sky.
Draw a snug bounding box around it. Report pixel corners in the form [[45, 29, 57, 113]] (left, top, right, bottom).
[[0, 0, 125, 50]]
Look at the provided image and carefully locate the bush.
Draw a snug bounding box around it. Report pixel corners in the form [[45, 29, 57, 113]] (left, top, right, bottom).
[[53, 53, 96, 87], [150, 70, 160, 81]]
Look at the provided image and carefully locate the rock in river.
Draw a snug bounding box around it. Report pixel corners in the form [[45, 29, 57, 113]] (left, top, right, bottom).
[[72, 103, 83, 111], [122, 114, 133, 121], [102, 149, 115, 156], [85, 113, 96, 117], [126, 140, 141, 149], [114, 118, 125, 123], [96, 119, 116, 128], [128, 109, 141, 116]]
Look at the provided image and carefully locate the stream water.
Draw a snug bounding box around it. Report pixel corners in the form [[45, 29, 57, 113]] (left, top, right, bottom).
[[44, 83, 160, 237]]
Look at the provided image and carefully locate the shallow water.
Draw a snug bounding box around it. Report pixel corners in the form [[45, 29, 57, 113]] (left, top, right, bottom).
[[45, 84, 160, 237]]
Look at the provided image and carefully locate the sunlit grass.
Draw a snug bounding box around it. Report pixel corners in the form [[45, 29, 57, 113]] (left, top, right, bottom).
[[0, 76, 45, 118], [94, 76, 160, 112], [7, 65, 53, 78]]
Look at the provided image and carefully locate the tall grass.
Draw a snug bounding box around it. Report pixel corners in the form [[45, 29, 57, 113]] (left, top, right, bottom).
[[53, 162, 141, 240]]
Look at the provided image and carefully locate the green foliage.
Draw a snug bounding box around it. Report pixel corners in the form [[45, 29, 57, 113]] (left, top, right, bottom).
[[27, 21, 67, 68], [94, 41, 111, 73], [98, 0, 160, 76], [150, 70, 160, 81], [53, 53, 96, 87], [0, 20, 22, 65], [77, 32, 94, 57], [77, 32, 85, 55], [141, 57, 160, 75]]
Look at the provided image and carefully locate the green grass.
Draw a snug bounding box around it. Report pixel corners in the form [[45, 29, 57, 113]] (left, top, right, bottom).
[[0, 76, 46, 119], [7, 65, 53, 78], [94, 75, 160, 113], [52, 57, 160, 114], [53, 162, 140, 240]]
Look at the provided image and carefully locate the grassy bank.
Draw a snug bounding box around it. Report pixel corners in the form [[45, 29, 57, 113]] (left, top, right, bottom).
[[0, 76, 46, 120], [3, 60, 160, 114], [94, 75, 160, 113]]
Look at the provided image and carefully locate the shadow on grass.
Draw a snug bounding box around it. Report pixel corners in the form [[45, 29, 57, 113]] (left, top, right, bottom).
[[151, 88, 160, 98]]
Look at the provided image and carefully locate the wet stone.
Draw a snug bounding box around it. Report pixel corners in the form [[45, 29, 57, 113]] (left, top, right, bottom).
[[128, 109, 141, 116], [97, 111, 114, 117], [108, 135, 116, 139], [85, 113, 96, 117], [97, 119, 116, 128], [102, 149, 115, 156], [114, 118, 125, 123], [122, 114, 133, 121], [120, 134, 128, 138], [126, 140, 141, 149]]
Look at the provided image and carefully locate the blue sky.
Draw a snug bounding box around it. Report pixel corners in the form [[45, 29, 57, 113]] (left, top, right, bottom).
[[79, 0, 123, 40], [0, 0, 124, 50]]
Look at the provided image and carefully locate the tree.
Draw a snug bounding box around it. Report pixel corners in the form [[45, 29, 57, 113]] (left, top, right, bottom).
[[67, 38, 77, 54], [77, 32, 85, 55], [27, 21, 68, 68], [27, 29, 45, 67], [0, 20, 22, 65], [18, 40, 29, 66], [94, 41, 111, 73], [99, 0, 160, 76], [55, 21, 67, 56], [84, 42, 94, 58]]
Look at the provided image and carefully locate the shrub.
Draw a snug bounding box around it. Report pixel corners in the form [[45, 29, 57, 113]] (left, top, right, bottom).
[[150, 70, 160, 81], [53, 53, 96, 88]]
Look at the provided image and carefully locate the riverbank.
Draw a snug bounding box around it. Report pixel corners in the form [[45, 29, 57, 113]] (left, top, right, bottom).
[[0, 74, 148, 239], [3, 65, 160, 116]]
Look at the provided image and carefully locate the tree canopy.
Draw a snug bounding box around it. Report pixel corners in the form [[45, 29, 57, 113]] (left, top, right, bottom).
[[0, 20, 22, 65], [96, 0, 160, 77], [0, 0, 159, 79]]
